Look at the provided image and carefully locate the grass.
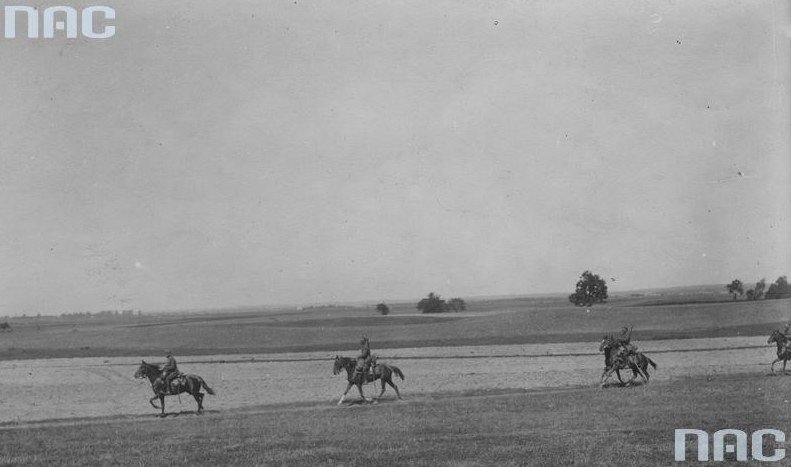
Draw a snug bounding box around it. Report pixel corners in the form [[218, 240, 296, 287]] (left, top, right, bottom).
[[1, 296, 789, 361], [2, 372, 790, 466], [1, 288, 787, 465]]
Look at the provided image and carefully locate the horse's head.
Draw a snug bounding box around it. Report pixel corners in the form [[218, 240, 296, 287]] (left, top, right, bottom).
[[599, 335, 614, 352], [769, 330, 785, 344], [134, 360, 160, 379], [332, 355, 342, 375]]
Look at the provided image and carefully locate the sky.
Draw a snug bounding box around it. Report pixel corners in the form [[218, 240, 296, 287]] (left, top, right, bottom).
[[0, 0, 789, 315]]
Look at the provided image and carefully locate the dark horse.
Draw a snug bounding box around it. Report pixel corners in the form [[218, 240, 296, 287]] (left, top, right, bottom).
[[599, 336, 657, 387], [768, 330, 791, 374], [333, 355, 404, 405], [134, 361, 216, 416]]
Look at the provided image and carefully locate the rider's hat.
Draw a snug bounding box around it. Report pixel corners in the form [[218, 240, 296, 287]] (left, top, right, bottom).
[[165, 349, 172, 356]]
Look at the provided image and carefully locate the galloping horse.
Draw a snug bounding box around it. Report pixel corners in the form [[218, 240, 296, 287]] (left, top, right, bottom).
[[333, 355, 404, 405], [767, 330, 791, 374], [599, 336, 657, 387], [134, 361, 215, 416]]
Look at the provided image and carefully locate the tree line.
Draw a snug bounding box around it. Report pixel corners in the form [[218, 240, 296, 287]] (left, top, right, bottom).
[[568, 271, 791, 308], [376, 293, 468, 315], [727, 276, 791, 301]]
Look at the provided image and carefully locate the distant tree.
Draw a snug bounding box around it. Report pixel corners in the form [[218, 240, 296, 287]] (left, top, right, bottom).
[[447, 298, 466, 312], [766, 276, 791, 300], [376, 303, 390, 316], [746, 289, 755, 301], [417, 292, 448, 314], [726, 279, 744, 300], [754, 279, 766, 300], [568, 271, 608, 307]]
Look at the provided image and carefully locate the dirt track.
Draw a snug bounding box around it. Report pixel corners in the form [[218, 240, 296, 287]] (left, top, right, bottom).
[[0, 336, 774, 424]]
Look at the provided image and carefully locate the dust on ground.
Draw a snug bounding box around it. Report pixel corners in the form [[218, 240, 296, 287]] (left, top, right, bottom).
[[0, 336, 774, 424]]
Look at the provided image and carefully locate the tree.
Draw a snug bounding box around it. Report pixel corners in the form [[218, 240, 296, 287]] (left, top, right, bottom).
[[417, 292, 447, 314], [568, 271, 608, 307], [766, 276, 791, 300], [447, 298, 466, 312], [726, 279, 744, 300], [754, 278, 766, 300], [376, 303, 390, 316], [746, 279, 766, 301]]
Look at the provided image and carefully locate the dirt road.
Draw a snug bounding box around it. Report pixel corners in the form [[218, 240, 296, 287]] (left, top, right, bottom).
[[0, 336, 773, 424]]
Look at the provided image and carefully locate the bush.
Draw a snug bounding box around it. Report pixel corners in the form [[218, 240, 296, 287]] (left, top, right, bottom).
[[417, 293, 447, 314]]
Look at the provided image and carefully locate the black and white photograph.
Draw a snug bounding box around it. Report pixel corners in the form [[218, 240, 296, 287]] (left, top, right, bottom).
[[1, 0, 790, 464]]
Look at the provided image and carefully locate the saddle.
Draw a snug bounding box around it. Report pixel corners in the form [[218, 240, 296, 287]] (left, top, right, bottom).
[[354, 356, 378, 383], [163, 373, 186, 394]]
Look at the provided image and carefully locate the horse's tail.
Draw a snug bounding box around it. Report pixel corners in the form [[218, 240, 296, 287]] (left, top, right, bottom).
[[391, 366, 405, 380], [201, 378, 216, 395]]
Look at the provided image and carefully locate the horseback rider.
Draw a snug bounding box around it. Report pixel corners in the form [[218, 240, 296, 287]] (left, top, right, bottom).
[[780, 323, 791, 351], [615, 326, 637, 352], [354, 336, 375, 381], [610, 326, 638, 364], [159, 350, 180, 394]]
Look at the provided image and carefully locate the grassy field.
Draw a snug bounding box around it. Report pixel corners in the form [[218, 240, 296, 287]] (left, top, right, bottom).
[[2, 372, 790, 466], [1, 293, 789, 360], [0, 295, 791, 360], [1, 289, 790, 465]]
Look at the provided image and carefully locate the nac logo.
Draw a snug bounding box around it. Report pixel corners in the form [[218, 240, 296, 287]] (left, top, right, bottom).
[[4, 5, 115, 39], [675, 429, 786, 462]]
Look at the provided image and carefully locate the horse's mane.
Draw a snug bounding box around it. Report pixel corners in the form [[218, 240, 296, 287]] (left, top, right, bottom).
[[142, 360, 163, 370]]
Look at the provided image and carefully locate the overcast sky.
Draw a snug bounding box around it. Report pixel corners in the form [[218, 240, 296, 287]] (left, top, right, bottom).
[[1, 0, 789, 315]]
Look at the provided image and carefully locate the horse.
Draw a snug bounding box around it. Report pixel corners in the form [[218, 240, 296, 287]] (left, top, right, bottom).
[[333, 355, 404, 405], [134, 361, 216, 416], [767, 330, 791, 374], [599, 336, 657, 387]]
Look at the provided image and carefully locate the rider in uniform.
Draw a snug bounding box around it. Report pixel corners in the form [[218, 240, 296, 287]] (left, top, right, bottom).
[[354, 336, 375, 381], [780, 323, 791, 352], [159, 350, 180, 394], [612, 326, 637, 363]]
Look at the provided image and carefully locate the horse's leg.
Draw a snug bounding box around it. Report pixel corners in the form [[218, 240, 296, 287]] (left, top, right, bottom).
[[159, 395, 166, 417], [600, 368, 613, 387], [193, 391, 203, 413], [387, 379, 402, 400], [623, 365, 639, 386], [377, 377, 387, 400], [616, 369, 624, 384], [149, 395, 160, 409], [338, 382, 353, 405], [634, 364, 648, 384], [356, 383, 368, 403], [771, 359, 780, 375], [784, 359, 788, 375]]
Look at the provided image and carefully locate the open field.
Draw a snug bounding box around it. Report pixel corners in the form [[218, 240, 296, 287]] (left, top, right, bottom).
[[1, 295, 789, 360], [3, 373, 791, 466], [1, 294, 790, 465], [0, 336, 776, 424]]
